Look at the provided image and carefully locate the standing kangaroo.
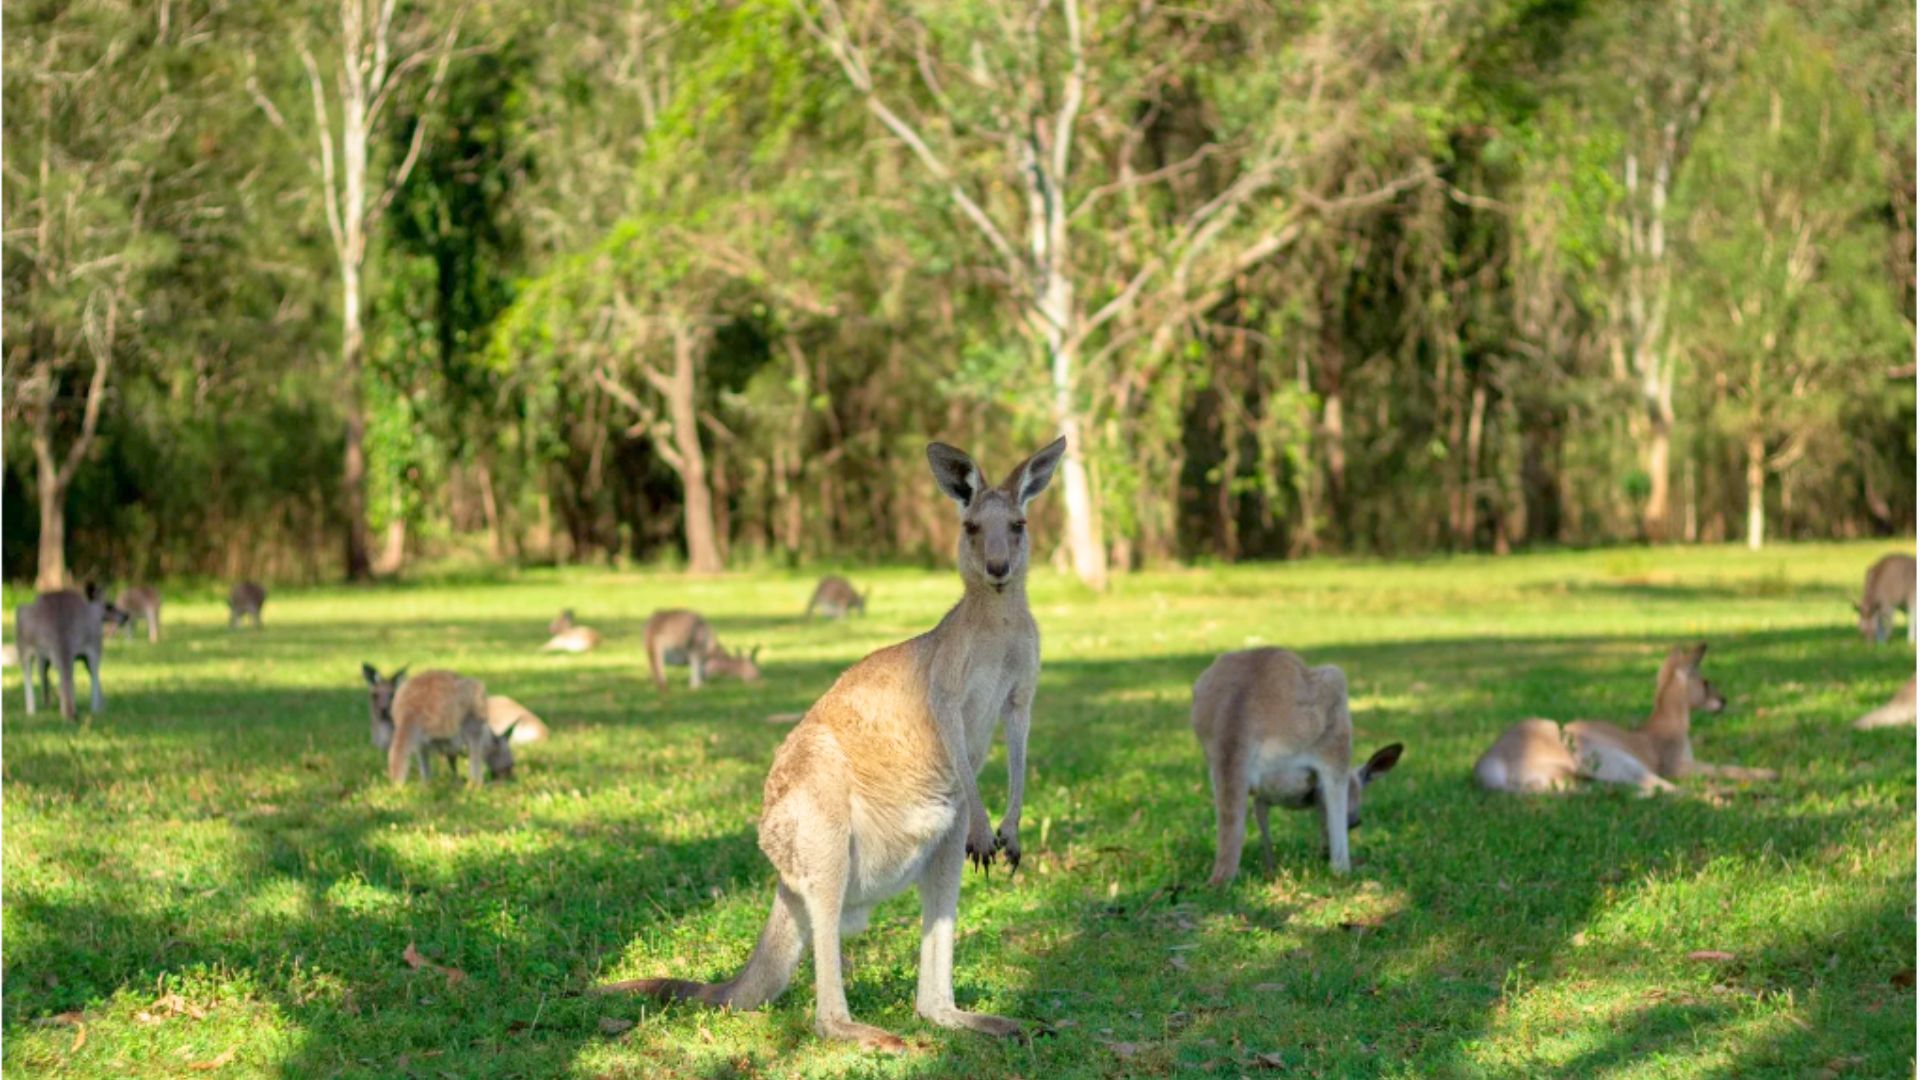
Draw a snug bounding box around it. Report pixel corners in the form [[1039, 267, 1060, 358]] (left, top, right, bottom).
[[805, 575, 867, 619], [18, 584, 127, 720], [228, 581, 267, 629], [1854, 553, 1916, 644], [362, 662, 409, 750], [643, 609, 760, 690], [114, 587, 163, 643], [384, 669, 517, 785], [1192, 648, 1403, 883], [598, 437, 1066, 1051], [1474, 644, 1772, 795]]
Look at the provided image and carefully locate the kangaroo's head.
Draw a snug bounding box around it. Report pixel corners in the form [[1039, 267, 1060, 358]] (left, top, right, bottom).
[[707, 645, 763, 684], [361, 662, 408, 749], [927, 436, 1068, 593], [484, 724, 518, 780], [1303, 742, 1405, 832], [83, 583, 129, 632], [1853, 600, 1884, 642], [550, 609, 575, 635], [1655, 642, 1722, 714]]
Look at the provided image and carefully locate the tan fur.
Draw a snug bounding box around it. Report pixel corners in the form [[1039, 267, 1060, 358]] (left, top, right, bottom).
[[1853, 677, 1917, 730], [487, 695, 550, 743], [549, 608, 576, 635], [805, 575, 867, 619], [540, 626, 602, 653], [17, 586, 124, 720], [114, 586, 162, 643], [643, 609, 759, 690], [1192, 648, 1402, 882], [599, 437, 1068, 1051], [385, 670, 512, 785], [228, 581, 267, 629], [1856, 554, 1916, 644], [1474, 644, 1774, 796]]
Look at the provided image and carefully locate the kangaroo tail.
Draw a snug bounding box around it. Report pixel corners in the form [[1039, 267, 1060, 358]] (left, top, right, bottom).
[[596, 885, 805, 1009]]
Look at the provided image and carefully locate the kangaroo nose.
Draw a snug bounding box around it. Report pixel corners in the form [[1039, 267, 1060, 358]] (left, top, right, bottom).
[[986, 560, 1009, 579]]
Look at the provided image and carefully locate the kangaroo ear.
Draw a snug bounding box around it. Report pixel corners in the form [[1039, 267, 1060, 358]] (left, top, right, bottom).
[[750, 645, 762, 662], [84, 581, 101, 602], [1001, 436, 1068, 509], [1361, 742, 1405, 782], [362, 662, 381, 685], [393, 664, 410, 685], [927, 443, 986, 508], [1688, 642, 1708, 665], [501, 719, 520, 739]]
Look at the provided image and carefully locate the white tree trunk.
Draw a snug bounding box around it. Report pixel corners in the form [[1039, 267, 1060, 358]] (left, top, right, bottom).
[[1745, 433, 1766, 551]]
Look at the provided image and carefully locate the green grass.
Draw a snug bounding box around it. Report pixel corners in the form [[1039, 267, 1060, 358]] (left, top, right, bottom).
[[3, 542, 1914, 1078]]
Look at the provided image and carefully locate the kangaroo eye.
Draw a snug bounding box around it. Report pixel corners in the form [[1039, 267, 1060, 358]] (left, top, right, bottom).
[[964, 522, 981, 536], [1010, 520, 1026, 533]]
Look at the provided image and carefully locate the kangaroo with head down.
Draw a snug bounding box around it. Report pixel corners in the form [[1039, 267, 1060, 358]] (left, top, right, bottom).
[[1474, 644, 1773, 795], [18, 583, 128, 720], [1192, 648, 1403, 883], [1854, 553, 1916, 645], [115, 587, 162, 643], [383, 669, 517, 785], [597, 437, 1066, 1051], [805, 575, 867, 619], [643, 609, 760, 690], [228, 581, 267, 630]]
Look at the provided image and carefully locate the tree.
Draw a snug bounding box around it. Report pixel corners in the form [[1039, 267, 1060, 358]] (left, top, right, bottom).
[[247, 0, 464, 579], [1679, 14, 1905, 549]]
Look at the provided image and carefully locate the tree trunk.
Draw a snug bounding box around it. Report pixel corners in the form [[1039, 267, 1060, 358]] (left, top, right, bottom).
[[339, 64, 373, 581], [1043, 283, 1107, 590], [1745, 432, 1766, 551], [667, 326, 724, 574], [34, 453, 66, 591], [1643, 401, 1674, 541]]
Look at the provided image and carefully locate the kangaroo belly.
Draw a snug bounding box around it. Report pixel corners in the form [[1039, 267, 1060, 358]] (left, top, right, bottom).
[[846, 792, 957, 907], [1247, 744, 1319, 807]]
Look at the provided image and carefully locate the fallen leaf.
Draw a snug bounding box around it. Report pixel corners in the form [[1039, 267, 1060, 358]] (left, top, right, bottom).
[[1106, 1041, 1144, 1058], [187, 1046, 237, 1071], [401, 942, 469, 987], [1892, 968, 1915, 989], [69, 1024, 87, 1053], [1253, 982, 1286, 992], [1251, 1050, 1289, 1069], [1686, 950, 1736, 963], [1340, 916, 1387, 934], [598, 1016, 635, 1036]]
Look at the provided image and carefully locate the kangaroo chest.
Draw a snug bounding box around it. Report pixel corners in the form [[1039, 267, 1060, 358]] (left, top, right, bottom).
[[944, 638, 1034, 774]]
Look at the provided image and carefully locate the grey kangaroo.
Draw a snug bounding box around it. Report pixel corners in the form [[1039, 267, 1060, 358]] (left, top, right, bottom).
[[18, 583, 128, 720], [115, 586, 163, 643], [229, 581, 267, 629], [643, 609, 761, 690], [805, 576, 868, 619]]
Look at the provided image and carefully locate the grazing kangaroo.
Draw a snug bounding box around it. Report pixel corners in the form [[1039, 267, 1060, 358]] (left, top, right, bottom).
[[228, 581, 267, 629], [385, 669, 517, 785], [644, 609, 761, 690], [1854, 677, 1917, 730], [1192, 648, 1403, 883], [1855, 553, 1916, 644], [597, 437, 1067, 1051], [114, 587, 163, 643], [18, 584, 127, 720], [805, 575, 868, 619], [1474, 644, 1772, 795], [541, 623, 602, 653]]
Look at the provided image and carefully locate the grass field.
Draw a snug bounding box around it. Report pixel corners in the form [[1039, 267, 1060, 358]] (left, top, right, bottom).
[[3, 542, 1914, 1078]]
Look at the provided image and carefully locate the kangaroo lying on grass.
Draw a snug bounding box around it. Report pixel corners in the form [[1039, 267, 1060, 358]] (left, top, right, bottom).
[[1853, 677, 1916, 730], [643, 609, 760, 690], [1855, 553, 1916, 644], [114, 586, 162, 643], [1192, 648, 1403, 882], [18, 584, 128, 720], [228, 581, 267, 629], [1474, 644, 1774, 795], [381, 669, 517, 785], [597, 436, 1067, 1052], [367, 664, 546, 757], [805, 575, 867, 619], [486, 695, 550, 743], [541, 622, 602, 653]]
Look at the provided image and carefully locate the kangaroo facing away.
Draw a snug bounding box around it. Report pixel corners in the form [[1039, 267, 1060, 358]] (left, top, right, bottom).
[[115, 587, 163, 643], [643, 609, 760, 690], [18, 584, 127, 720], [597, 436, 1067, 1051], [805, 575, 867, 619], [228, 581, 267, 629], [1854, 677, 1916, 730], [1192, 648, 1403, 883], [1474, 644, 1773, 795], [1855, 553, 1916, 644], [385, 669, 517, 785]]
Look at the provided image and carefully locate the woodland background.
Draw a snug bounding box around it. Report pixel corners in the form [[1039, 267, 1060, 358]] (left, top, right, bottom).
[[6, 0, 1914, 589]]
